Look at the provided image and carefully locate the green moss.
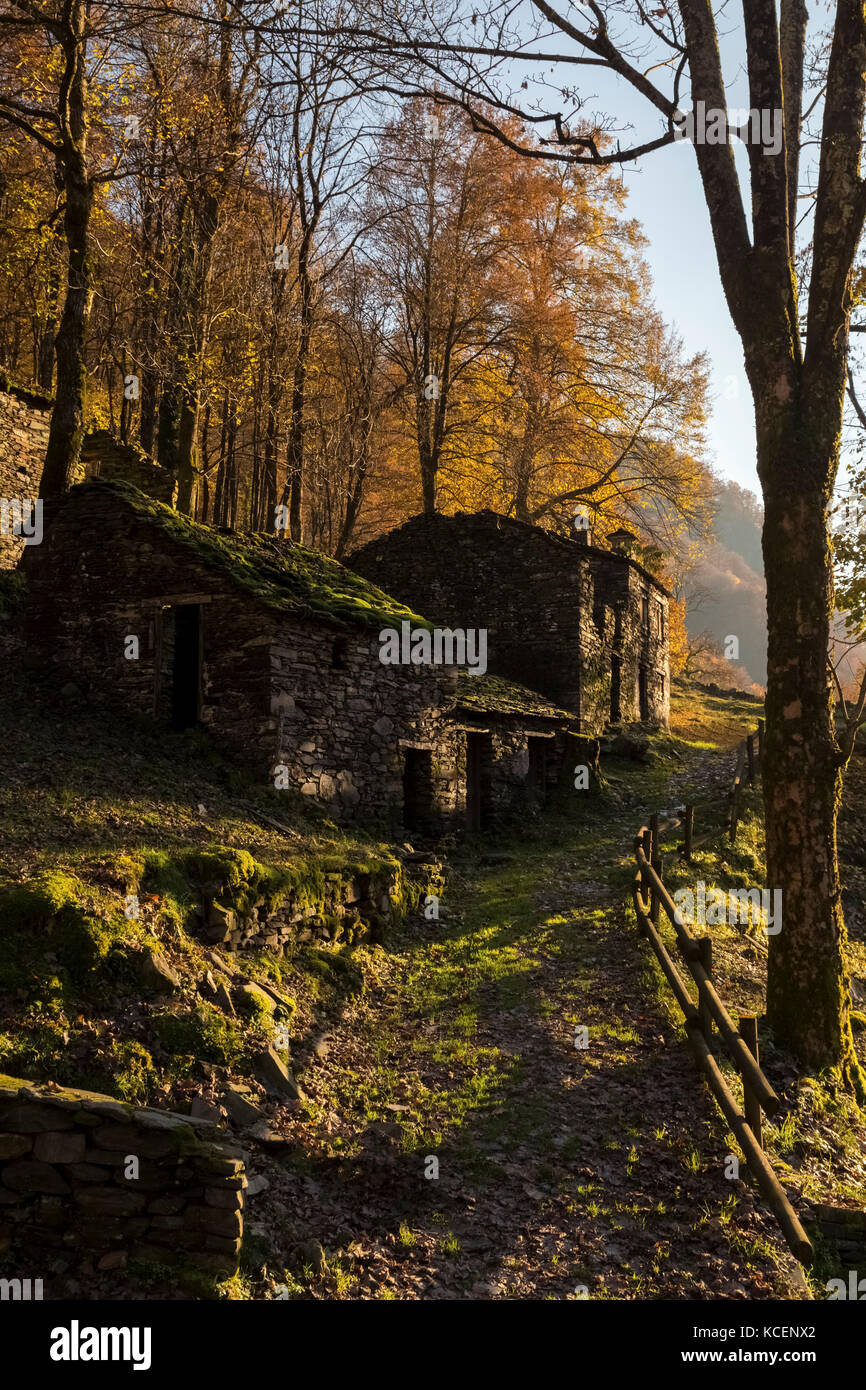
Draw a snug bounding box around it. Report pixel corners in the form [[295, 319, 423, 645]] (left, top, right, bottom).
[[151, 1004, 247, 1071], [235, 985, 275, 1026], [0, 871, 132, 984], [109, 1039, 158, 1104], [67, 479, 435, 631], [455, 672, 575, 721], [108, 853, 146, 893], [0, 869, 83, 926]]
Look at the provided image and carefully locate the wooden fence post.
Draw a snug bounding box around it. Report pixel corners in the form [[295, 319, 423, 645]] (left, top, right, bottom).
[[746, 734, 755, 786], [740, 1015, 762, 1151], [729, 746, 745, 844], [684, 804, 694, 862], [696, 937, 714, 1046], [651, 852, 663, 927], [649, 812, 658, 864]]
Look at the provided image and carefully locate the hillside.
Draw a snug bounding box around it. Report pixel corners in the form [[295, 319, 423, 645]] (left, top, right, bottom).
[[2, 664, 865, 1304]]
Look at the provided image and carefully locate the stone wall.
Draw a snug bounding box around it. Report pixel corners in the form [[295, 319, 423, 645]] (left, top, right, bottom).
[[0, 389, 176, 572], [348, 511, 670, 732], [349, 511, 598, 719], [0, 386, 53, 570], [0, 1074, 246, 1283], [272, 615, 458, 829], [198, 852, 445, 952], [22, 486, 276, 765], [80, 430, 176, 505], [587, 550, 669, 727]]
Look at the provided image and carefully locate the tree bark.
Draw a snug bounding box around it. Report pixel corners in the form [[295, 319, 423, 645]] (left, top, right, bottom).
[[40, 6, 92, 500], [283, 240, 314, 541], [760, 442, 860, 1087]]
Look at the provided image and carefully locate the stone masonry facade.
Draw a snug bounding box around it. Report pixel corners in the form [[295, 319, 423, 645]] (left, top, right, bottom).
[[23, 482, 589, 835], [348, 511, 670, 733], [0, 386, 173, 569], [0, 385, 55, 570]]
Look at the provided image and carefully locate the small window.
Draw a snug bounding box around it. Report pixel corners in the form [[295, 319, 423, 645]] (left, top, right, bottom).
[[641, 595, 650, 628], [331, 637, 349, 669]]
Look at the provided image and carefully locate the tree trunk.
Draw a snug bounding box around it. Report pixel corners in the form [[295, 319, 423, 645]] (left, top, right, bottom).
[[40, 8, 91, 500], [40, 168, 93, 497], [41, 166, 93, 498], [283, 244, 314, 541], [175, 393, 199, 515], [758, 418, 863, 1092]]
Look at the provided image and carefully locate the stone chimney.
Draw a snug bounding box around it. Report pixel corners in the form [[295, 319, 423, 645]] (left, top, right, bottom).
[[608, 527, 637, 557], [573, 507, 592, 546]]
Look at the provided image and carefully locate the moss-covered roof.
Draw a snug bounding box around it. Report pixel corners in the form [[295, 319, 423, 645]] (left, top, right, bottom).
[[455, 671, 576, 722], [67, 480, 435, 631]]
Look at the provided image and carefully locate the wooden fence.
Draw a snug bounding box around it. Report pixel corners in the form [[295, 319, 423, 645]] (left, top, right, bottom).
[[678, 718, 765, 857], [631, 719, 813, 1266]]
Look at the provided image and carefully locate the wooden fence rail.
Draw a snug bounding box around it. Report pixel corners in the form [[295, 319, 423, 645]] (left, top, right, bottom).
[[630, 717, 813, 1266]]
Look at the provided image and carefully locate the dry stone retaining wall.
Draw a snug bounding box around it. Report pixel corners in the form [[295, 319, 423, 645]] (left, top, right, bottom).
[[0, 1074, 246, 1283]]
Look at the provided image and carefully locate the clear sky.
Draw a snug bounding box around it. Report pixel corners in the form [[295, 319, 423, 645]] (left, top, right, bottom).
[[556, 17, 764, 500], [619, 139, 760, 497]]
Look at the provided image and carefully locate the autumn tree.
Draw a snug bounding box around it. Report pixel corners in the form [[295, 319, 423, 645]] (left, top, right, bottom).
[[364, 100, 511, 512], [0, 1, 111, 495]]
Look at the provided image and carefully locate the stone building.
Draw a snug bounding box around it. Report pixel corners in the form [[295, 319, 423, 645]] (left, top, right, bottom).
[[0, 382, 174, 569], [22, 480, 585, 833], [349, 510, 670, 732]]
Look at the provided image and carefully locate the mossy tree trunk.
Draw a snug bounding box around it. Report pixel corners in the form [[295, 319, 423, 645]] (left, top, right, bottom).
[[755, 403, 860, 1084], [39, 2, 93, 501]]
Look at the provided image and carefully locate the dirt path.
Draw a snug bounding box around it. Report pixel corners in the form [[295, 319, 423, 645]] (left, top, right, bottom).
[[248, 749, 808, 1300]]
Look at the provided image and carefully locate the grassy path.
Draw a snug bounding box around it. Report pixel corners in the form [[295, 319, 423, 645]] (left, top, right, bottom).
[[246, 753, 808, 1300]]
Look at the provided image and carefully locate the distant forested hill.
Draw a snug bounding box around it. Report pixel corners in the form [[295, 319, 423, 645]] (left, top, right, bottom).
[[687, 481, 768, 688]]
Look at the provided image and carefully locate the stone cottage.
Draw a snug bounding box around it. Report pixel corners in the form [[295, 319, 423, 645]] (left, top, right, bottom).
[[349, 510, 670, 732], [22, 481, 584, 833]]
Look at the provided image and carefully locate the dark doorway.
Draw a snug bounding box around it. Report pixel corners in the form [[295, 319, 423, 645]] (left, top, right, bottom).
[[466, 732, 492, 831], [610, 656, 621, 723], [171, 604, 202, 729], [527, 737, 548, 805], [638, 665, 649, 722], [403, 748, 433, 833]]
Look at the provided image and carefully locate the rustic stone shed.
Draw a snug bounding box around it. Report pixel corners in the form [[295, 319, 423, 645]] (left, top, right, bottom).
[[348, 510, 671, 733], [23, 480, 456, 825], [447, 672, 592, 830], [21, 481, 584, 835]]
